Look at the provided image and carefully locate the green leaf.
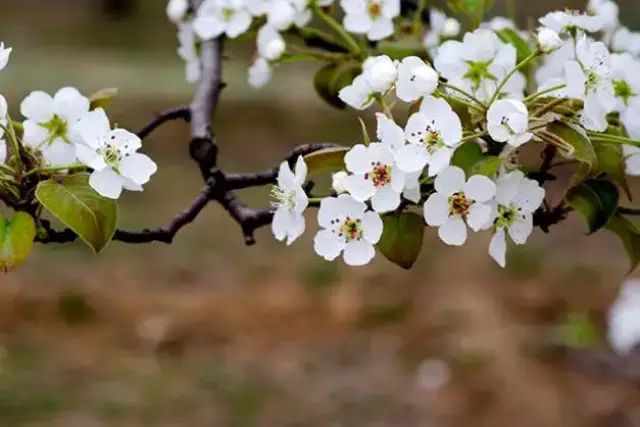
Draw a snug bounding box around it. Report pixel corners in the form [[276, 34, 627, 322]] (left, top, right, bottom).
[[547, 122, 596, 184], [606, 213, 640, 273], [470, 155, 501, 178], [35, 173, 118, 253], [376, 212, 424, 269], [303, 146, 349, 172], [566, 179, 619, 234], [496, 28, 533, 64], [0, 212, 36, 273], [592, 141, 632, 200], [89, 88, 118, 110], [451, 141, 483, 175], [313, 61, 361, 110]]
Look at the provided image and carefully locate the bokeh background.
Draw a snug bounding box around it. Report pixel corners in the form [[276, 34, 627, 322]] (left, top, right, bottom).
[[1, 0, 640, 426]]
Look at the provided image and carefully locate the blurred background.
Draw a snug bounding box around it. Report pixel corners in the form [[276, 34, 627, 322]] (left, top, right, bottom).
[[1, 0, 640, 426]]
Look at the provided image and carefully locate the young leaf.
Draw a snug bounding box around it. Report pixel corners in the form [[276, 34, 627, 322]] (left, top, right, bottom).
[[547, 122, 597, 183], [451, 141, 483, 175], [35, 173, 118, 253], [89, 88, 118, 110], [470, 155, 501, 178], [566, 179, 619, 234], [377, 212, 424, 269], [313, 63, 344, 109], [303, 146, 349, 172], [496, 28, 533, 64], [592, 141, 632, 200], [0, 212, 36, 273], [606, 213, 640, 273]]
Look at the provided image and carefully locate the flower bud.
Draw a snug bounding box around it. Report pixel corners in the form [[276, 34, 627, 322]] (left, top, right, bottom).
[[442, 18, 461, 37], [332, 171, 349, 194], [362, 55, 398, 93], [166, 0, 189, 23], [537, 27, 563, 53]]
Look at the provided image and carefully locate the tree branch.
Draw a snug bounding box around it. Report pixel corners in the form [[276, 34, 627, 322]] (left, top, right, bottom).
[[136, 106, 191, 140]]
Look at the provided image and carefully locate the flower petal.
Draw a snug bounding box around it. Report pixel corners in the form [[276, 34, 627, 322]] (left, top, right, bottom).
[[20, 91, 54, 122], [41, 139, 77, 167], [89, 167, 124, 199], [466, 202, 492, 231], [423, 193, 449, 226], [508, 211, 533, 244], [76, 144, 107, 170], [371, 185, 401, 213], [343, 240, 376, 266], [489, 228, 507, 267], [427, 147, 453, 177], [22, 120, 49, 148], [73, 108, 111, 147], [362, 211, 383, 243], [120, 153, 158, 185], [395, 144, 428, 173], [434, 166, 465, 196], [314, 229, 344, 261], [53, 87, 89, 122], [438, 216, 467, 246], [344, 174, 376, 201], [464, 175, 496, 202]]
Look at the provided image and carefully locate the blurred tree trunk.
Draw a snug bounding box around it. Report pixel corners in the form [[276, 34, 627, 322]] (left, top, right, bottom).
[[101, 0, 136, 18]]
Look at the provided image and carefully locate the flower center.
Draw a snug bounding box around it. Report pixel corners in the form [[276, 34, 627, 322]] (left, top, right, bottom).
[[463, 60, 496, 90], [448, 192, 472, 217], [331, 216, 363, 242], [409, 120, 446, 154], [614, 79, 635, 106], [270, 186, 296, 211], [42, 115, 69, 145], [585, 70, 600, 94], [368, 2, 381, 18], [221, 8, 235, 21], [494, 204, 517, 229], [364, 161, 392, 188], [500, 116, 517, 135]]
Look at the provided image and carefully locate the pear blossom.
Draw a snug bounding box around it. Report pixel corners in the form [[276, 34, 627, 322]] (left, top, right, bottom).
[[340, 0, 400, 41], [395, 56, 438, 102], [487, 99, 533, 148], [314, 194, 383, 266], [480, 16, 516, 31], [423, 166, 496, 246], [0, 43, 11, 72], [538, 10, 604, 36], [610, 53, 640, 111], [608, 279, 640, 355], [423, 9, 460, 57], [177, 22, 201, 83], [537, 27, 563, 53], [193, 0, 252, 40], [587, 0, 619, 37], [434, 29, 519, 103], [487, 170, 545, 267], [338, 56, 397, 110], [73, 108, 157, 199], [332, 171, 349, 194], [167, 0, 189, 22], [248, 58, 272, 88], [565, 36, 615, 131], [271, 156, 308, 245], [20, 87, 90, 167], [535, 39, 575, 86], [256, 25, 285, 61], [264, 0, 297, 30], [395, 96, 462, 176], [612, 27, 640, 56]]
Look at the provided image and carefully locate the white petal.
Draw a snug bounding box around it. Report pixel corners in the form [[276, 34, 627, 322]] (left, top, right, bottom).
[[362, 211, 383, 243], [22, 120, 49, 148], [427, 147, 453, 177], [423, 193, 449, 226], [285, 213, 306, 245], [513, 179, 545, 212], [464, 175, 496, 202], [489, 229, 507, 268], [343, 13, 372, 34], [434, 166, 465, 196], [438, 216, 467, 246], [20, 91, 54, 122], [314, 229, 344, 261], [41, 139, 77, 167], [0, 140, 6, 164], [271, 208, 291, 242], [294, 155, 307, 184], [488, 123, 510, 142], [318, 197, 342, 228], [89, 167, 124, 199], [376, 113, 405, 152], [226, 10, 253, 38], [344, 174, 376, 201], [120, 153, 158, 185], [390, 165, 406, 192], [343, 240, 376, 266], [466, 202, 492, 231], [76, 144, 107, 170], [371, 186, 401, 213], [73, 108, 111, 147], [395, 144, 429, 173], [193, 15, 225, 40], [564, 61, 587, 99], [508, 212, 533, 244], [53, 87, 89, 122], [367, 18, 394, 41]]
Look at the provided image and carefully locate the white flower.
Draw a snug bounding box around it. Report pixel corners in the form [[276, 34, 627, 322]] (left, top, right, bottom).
[[193, 0, 252, 40], [435, 29, 518, 103], [340, 0, 400, 41], [423, 9, 460, 57], [73, 108, 157, 199], [565, 36, 615, 132], [314, 194, 383, 266], [271, 156, 308, 245], [535, 39, 576, 86], [177, 22, 201, 83], [487, 99, 533, 148], [256, 25, 285, 60], [608, 279, 640, 355], [338, 56, 397, 110], [423, 166, 496, 246], [537, 27, 563, 53], [538, 10, 604, 36], [612, 27, 640, 56], [248, 57, 272, 88], [264, 0, 297, 30], [487, 170, 545, 267], [0, 43, 11, 72], [587, 0, 619, 36], [610, 53, 640, 112], [395, 56, 438, 102], [20, 87, 90, 167], [167, 0, 189, 22], [332, 171, 349, 194], [622, 144, 640, 176], [395, 96, 462, 176]]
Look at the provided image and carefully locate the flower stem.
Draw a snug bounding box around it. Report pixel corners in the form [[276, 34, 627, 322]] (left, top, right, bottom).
[[524, 84, 567, 104], [24, 164, 87, 177], [436, 92, 485, 114], [439, 82, 487, 110], [412, 0, 428, 36], [488, 49, 541, 106], [587, 132, 640, 147], [0, 163, 14, 174], [618, 206, 640, 215], [461, 130, 488, 142], [313, 6, 361, 54]]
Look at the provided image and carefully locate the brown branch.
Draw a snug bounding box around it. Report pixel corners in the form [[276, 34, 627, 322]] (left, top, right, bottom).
[[136, 106, 190, 140]]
